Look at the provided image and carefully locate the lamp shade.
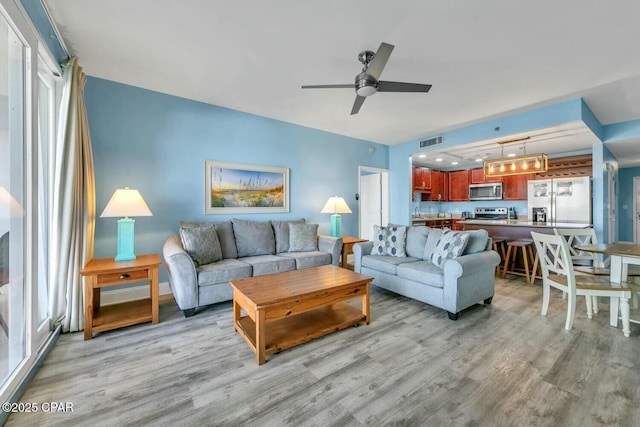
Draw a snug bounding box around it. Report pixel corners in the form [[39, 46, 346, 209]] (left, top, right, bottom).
[[100, 188, 152, 218], [320, 196, 352, 214]]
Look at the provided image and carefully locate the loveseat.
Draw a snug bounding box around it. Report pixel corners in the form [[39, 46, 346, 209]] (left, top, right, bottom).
[[353, 225, 500, 320], [163, 219, 342, 317]]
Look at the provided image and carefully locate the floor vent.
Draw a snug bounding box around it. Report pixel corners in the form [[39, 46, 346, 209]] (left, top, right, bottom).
[[419, 136, 443, 148]]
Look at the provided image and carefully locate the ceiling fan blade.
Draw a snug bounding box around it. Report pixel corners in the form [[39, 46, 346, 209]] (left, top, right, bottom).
[[366, 42, 394, 80], [377, 81, 432, 93], [301, 84, 354, 89], [351, 95, 366, 115]]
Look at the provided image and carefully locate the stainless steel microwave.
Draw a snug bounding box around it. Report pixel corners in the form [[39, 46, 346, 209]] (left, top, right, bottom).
[[469, 183, 503, 200]]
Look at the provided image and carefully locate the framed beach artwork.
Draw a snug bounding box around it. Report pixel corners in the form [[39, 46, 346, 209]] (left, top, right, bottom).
[[204, 160, 289, 214]]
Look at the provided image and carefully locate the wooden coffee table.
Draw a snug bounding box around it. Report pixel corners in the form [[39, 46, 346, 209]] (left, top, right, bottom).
[[230, 264, 372, 365]]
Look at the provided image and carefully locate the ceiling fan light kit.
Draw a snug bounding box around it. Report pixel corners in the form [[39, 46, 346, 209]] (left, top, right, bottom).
[[301, 42, 432, 115], [484, 137, 548, 177]]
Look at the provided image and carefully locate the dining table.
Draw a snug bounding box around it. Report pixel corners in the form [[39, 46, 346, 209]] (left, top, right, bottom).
[[574, 242, 640, 330]]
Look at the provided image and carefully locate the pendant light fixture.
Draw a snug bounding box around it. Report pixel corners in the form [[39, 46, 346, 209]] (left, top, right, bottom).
[[483, 136, 548, 178]]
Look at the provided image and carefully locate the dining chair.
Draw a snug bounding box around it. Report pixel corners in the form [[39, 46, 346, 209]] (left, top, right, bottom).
[[554, 227, 640, 310], [531, 231, 632, 337]]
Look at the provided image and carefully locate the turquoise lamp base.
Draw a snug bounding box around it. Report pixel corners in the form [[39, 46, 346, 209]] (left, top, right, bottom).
[[330, 214, 342, 237], [115, 217, 137, 261]]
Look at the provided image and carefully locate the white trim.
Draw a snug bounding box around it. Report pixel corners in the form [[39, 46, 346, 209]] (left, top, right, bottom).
[[101, 282, 173, 306]]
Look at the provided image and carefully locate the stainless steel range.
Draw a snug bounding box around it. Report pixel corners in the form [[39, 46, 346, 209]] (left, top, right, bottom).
[[474, 207, 508, 220]]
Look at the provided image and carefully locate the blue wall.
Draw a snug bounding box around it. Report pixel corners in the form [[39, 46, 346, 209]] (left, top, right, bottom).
[[619, 167, 640, 242], [84, 77, 387, 280]]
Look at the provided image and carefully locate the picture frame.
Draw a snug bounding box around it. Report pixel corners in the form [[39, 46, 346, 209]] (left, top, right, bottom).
[[204, 160, 289, 214]]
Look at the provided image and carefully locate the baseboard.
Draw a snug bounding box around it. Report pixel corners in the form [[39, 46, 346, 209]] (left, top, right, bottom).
[[101, 281, 173, 306]]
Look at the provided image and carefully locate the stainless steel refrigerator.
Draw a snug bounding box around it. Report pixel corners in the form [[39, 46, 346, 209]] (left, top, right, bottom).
[[527, 176, 592, 223]]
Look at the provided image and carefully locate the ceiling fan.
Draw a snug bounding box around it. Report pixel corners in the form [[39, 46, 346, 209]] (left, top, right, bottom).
[[302, 42, 432, 115]]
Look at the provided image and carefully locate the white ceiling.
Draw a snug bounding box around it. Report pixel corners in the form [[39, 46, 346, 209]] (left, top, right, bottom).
[[43, 0, 640, 163]]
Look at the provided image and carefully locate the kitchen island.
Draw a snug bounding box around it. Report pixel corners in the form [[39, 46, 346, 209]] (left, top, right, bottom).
[[462, 219, 591, 240]]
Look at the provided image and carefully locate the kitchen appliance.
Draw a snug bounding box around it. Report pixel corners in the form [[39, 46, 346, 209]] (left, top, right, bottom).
[[532, 207, 547, 222], [474, 207, 508, 220], [461, 211, 471, 219], [527, 176, 591, 223], [469, 183, 503, 201]]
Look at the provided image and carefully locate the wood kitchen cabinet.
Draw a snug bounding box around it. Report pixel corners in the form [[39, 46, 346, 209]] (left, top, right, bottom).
[[470, 167, 502, 184], [412, 167, 431, 191], [429, 170, 446, 201], [448, 170, 470, 201], [502, 173, 534, 200]]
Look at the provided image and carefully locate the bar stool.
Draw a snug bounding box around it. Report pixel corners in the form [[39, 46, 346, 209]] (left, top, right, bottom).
[[502, 239, 536, 284], [491, 236, 509, 276]]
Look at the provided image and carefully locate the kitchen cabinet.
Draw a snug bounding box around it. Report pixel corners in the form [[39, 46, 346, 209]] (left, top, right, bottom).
[[502, 173, 534, 200], [452, 219, 465, 231], [429, 170, 446, 201], [412, 167, 431, 191], [470, 167, 502, 183], [448, 170, 470, 201]]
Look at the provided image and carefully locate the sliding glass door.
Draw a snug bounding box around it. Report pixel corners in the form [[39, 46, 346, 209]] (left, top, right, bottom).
[[0, 9, 26, 392]]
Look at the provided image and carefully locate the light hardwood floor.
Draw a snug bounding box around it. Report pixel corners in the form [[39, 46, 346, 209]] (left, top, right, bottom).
[[6, 276, 640, 426]]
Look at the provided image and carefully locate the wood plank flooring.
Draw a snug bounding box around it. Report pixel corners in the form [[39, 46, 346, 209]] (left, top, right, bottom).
[[6, 276, 640, 426]]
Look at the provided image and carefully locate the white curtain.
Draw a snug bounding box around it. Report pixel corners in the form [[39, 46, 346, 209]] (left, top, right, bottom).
[[49, 58, 95, 333]]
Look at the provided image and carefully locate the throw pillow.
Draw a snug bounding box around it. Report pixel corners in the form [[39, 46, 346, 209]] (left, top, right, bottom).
[[289, 223, 319, 252], [179, 221, 238, 259], [179, 224, 223, 266], [430, 229, 470, 268], [371, 225, 407, 257], [406, 226, 429, 258], [231, 219, 276, 257], [462, 229, 489, 255], [422, 227, 444, 260], [272, 218, 305, 253]]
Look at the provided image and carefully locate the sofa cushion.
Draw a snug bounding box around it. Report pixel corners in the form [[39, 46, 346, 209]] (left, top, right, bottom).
[[277, 251, 331, 269], [272, 218, 305, 253], [231, 219, 275, 257], [289, 223, 318, 252], [462, 229, 489, 255], [197, 258, 252, 286], [422, 227, 445, 261], [179, 224, 222, 267], [240, 255, 296, 276], [362, 254, 420, 275], [180, 221, 237, 259], [371, 225, 407, 257], [396, 260, 445, 288], [406, 226, 429, 258], [430, 229, 470, 268]]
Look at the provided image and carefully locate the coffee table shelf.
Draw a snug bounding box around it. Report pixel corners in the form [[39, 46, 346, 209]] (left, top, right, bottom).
[[236, 302, 365, 356]]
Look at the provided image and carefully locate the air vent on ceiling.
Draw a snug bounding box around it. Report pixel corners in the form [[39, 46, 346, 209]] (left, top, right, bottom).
[[420, 136, 443, 148]]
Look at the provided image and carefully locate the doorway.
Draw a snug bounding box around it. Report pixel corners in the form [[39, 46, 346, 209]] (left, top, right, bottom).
[[358, 166, 390, 240]]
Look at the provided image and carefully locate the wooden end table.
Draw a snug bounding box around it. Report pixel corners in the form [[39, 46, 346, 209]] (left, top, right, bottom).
[[80, 254, 161, 340], [341, 236, 368, 270]]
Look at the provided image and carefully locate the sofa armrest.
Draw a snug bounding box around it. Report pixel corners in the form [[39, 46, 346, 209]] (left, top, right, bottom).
[[318, 235, 343, 265], [162, 235, 198, 310], [353, 241, 373, 273], [443, 250, 501, 279]]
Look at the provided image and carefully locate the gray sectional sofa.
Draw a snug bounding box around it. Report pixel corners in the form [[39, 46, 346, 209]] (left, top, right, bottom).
[[163, 218, 342, 317], [353, 225, 500, 320]]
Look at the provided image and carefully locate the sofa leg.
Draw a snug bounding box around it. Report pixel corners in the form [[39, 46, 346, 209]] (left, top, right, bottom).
[[183, 308, 196, 318], [484, 297, 493, 305], [447, 311, 459, 321]]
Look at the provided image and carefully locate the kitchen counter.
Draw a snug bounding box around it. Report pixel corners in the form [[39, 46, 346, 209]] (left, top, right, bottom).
[[461, 219, 591, 228], [462, 219, 591, 241]]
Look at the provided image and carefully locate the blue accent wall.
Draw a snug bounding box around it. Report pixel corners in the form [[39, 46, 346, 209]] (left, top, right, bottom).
[[618, 167, 640, 242], [389, 99, 585, 224], [84, 77, 387, 280]]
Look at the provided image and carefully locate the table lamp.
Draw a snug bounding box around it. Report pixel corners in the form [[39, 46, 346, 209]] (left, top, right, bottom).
[[100, 187, 152, 261], [321, 196, 352, 237]]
